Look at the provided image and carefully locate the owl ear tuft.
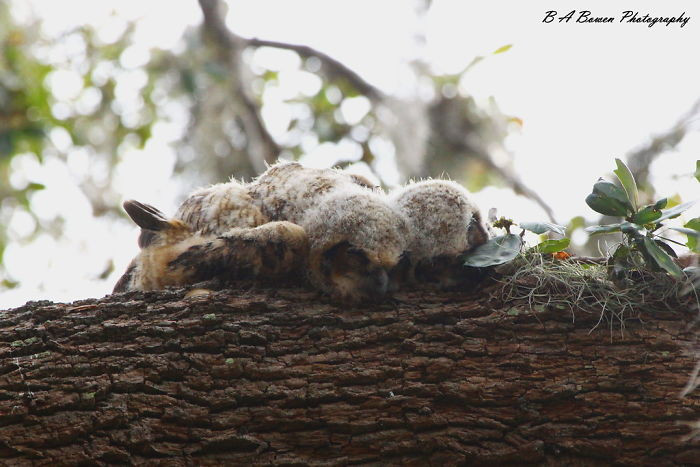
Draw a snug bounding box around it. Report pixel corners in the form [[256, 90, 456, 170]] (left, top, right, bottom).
[[123, 200, 171, 232]]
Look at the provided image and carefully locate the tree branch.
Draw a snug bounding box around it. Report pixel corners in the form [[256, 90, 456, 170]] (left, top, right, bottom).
[[626, 97, 700, 192], [2, 285, 699, 463], [478, 152, 558, 223], [198, 0, 280, 170], [246, 37, 385, 102], [199, 0, 385, 102]]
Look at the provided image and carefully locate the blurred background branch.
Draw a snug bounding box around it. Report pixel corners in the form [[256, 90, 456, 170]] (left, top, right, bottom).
[[626, 97, 700, 197], [198, 0, 279, 175]]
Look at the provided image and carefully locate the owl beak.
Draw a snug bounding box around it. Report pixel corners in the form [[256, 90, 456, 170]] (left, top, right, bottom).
[[363, 267, 389, 300], [387, 253, 411, 293]]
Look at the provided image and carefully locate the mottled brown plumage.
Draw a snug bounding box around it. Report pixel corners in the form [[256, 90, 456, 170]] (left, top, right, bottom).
[[249, 162, 408, 302], [302, 191, 409, 302], [175, 180, 268, 235], [114, 200, 308, 293], [115, 165, 491, 300]]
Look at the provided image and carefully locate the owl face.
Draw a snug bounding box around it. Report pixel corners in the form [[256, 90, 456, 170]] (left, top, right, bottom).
[[302, 191, 410, 303], [318, 241, 390, 302]]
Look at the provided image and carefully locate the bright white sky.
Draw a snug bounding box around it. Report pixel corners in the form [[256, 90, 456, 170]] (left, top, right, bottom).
[[2, 0, 699, 308]]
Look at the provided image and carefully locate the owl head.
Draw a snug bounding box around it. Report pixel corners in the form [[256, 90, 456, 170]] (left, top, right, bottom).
[[388, 179, 490, 288], [113, 200, 196, 293], [302, 190, 409, 303]]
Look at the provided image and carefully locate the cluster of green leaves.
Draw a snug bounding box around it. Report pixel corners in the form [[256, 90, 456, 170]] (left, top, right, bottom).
[[463, 158, 699, 278], [463, 218, 569, 268], [585, 158, 698, 282]]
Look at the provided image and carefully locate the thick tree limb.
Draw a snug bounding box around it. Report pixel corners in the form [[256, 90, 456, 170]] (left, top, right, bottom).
[[198, 0, 280, 170], [1, 283, 699, 464]]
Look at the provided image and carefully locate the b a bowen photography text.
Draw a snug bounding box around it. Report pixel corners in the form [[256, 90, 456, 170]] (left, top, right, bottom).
[[543, 10, 690, 28]]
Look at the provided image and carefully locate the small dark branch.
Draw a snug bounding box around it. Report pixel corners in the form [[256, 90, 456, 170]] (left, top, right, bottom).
[[247, 37, 385, 102], [198, 0, 280, 169], [237, 84, 279, 167], [655, 235, 687, 248]]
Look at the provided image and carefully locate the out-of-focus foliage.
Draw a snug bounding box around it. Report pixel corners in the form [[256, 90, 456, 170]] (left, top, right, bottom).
[[1, 4, 48, 285], [0, 3, 170, 289]]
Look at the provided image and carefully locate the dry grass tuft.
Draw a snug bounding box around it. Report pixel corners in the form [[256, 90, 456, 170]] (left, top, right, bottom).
[[493, 253, 698, 334]]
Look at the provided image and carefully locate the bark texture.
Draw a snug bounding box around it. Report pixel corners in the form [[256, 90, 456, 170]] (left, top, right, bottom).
[[1, 283, 699, 465]]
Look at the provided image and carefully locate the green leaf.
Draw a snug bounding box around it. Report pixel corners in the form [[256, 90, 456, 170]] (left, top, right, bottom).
[[1, 279, 19, 289], [631, 204, 662, 225], [641, 237, 683, 279], [665, 194, 683, 209], [670, 225, 700, 254], [585, 193, 629, 217], [567, 216, 586, 231], [654, 239, 678, 258], [656, 200, 697, 222], [613, 158, 639, 212], [612, 244, 631, 261], [592, 179, 632, 211], [654, 198, 668, 210], [463, 234, 522, 267], [688, 217, 700, 229], [695, 160, 700, 183], [682, 217, 700, 253], [584, 224, 622, 235], [493, 44, 513, 54], [26, 182, 45, 191], [520, 221, 566, 235], [534, 238, 570, 254], [609, 244, 632, 284]]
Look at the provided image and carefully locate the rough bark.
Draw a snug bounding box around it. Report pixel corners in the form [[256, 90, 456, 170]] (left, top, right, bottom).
[[1, 282, 699, 466]]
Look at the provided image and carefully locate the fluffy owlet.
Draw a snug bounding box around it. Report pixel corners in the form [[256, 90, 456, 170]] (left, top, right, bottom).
[[388, 179, 490, 289], [301, 190, 409, 302], [175, 180, 268, 235], [113, 200, 308, 293], [248, 161, 379, 223], [249, 162, 409, 302]]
